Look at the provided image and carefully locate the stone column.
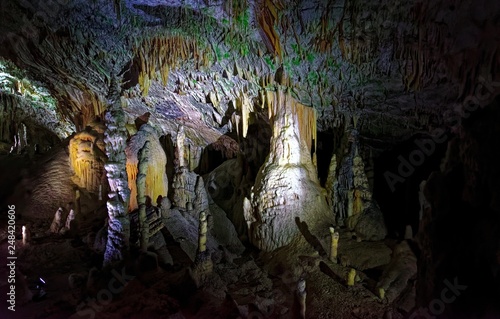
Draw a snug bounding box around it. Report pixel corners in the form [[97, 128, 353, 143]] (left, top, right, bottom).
[[137, 141, 151, 251], [103, 78, 131, 267]]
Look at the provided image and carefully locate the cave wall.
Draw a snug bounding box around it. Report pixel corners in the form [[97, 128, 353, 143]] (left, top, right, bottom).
[[415, 100, 500, 316]]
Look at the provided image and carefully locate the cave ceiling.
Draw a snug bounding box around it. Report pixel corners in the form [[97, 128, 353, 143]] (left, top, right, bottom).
[[0, 0, 499, 151]]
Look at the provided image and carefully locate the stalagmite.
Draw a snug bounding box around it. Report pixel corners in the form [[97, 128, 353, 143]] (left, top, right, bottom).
[[65, 208, 76, 230], [348, 268, 357, 286], [297, 278, 307, 319], [137, 141, 151, 251], [176, 125, 188, 168], [22, 225, 30, 246], [198, 211, 208, 253], [379, 287, 386, 300], [103, 79, 131, 267], [353, 189, 364, 215], [329, 227, 339, 263], [245, 90, 332, 251], [50, 207, 63, 234], [191, 211, 213, 287]]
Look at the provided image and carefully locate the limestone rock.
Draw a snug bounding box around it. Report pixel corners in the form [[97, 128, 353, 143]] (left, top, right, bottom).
[[376, 241, 417, 303], [93, 225, 108, 254], [349, 202, 387, 241], [50, 207, 64, 233], [126, 124, 169, 211], [172, 167, 196, 210], [65, 209, 76, 230], [206, 158, 250, 238], [163, 208, 217, 262], [209, 203, 245, 255], [69, 121, 107, 193], [246, 91, 332, 251], [103, 89, 131, 267]]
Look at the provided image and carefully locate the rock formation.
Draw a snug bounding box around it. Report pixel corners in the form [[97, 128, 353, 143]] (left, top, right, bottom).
[[126, 124, 168, 211], [137, 140, 150, 250], [376, 241, 417, 303], [50, 207, 63, 234], [69, 121, 107, 193], [65, 208, 76, 230], [245, 90, 332, 251], [103, 79, 131, 267]]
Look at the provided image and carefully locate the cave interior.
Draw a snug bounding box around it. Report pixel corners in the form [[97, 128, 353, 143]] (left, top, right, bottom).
[[0, 0, 500, 318]]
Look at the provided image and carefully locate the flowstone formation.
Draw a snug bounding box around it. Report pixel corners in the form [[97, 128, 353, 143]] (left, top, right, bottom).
[[245, 90, 332, 251], [126, 123, 168, 211], [68, 121, 107, 193]]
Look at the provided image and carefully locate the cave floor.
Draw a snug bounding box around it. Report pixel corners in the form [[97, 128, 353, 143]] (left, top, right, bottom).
[[0, 211, 405, 319], [0, 154, 407, 319]]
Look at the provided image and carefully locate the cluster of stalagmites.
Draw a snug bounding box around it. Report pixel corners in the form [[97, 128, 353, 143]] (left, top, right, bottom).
[[326, 127, 387, 241], [63, 79, 396, 317], [49, 205, 77, 235]]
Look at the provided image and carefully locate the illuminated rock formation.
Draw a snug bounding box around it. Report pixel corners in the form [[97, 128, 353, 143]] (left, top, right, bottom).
[[329, 227, 339, 263], [134, 36, 209, 96], [50, 207, 64, 234], [137, 140, 150, 251], [126, 124, 168, 211], [65, 208, 76, 230], [69, 121, 107, 193], [172, 167, 198, 210], [347, 268, 357, 286], [103, 81, 131, 267], [245, 90, 332, 251], [171, 125, 206, 211], [191, 211, 213, 287], [22, 225, 30, 246]]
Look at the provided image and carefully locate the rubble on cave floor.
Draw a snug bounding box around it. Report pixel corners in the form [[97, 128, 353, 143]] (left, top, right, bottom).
[[0, 203, 411, 319]]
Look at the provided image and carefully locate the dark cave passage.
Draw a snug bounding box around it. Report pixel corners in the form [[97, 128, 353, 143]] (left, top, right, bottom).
[[373, 132, 449, 239]]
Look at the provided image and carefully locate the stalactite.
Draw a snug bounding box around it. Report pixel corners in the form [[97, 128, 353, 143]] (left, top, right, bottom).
[[264, 90, 317, 162], [256, 0, 283, 58], [134, 36, 208, 96], [63, 87, 106, 129]]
